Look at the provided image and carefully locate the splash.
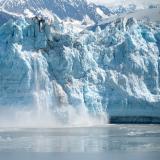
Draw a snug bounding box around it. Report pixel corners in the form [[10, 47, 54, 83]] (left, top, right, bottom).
[[0, 53, 108, 128], [0, 106, 108, 128]]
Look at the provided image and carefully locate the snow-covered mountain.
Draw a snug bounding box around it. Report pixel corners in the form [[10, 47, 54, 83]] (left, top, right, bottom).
[[0, 0, 111, 23], [0, 0, 145, 25], [1, 0, 159, 25]]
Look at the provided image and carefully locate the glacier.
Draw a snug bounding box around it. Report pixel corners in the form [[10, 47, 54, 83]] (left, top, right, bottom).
[[0, 13, 160, 125]]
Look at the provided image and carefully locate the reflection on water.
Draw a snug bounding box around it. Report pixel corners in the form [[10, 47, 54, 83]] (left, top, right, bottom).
[[0, 125, 160, 152]]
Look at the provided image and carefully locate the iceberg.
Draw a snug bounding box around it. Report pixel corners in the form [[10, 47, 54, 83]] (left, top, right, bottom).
[[0, 14, 160, 124]]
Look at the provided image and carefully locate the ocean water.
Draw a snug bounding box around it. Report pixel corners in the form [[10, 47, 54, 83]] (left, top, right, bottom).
[[0, 124, 160, 160]]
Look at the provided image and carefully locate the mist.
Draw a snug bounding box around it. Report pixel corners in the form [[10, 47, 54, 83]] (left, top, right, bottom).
[[0, 105, 108, 128]]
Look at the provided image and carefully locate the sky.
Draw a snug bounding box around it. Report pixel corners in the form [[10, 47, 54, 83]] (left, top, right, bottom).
[[87, 0, 160, 7]]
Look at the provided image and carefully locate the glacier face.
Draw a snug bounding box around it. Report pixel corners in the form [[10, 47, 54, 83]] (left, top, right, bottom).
[[0, 15, 160, 123]]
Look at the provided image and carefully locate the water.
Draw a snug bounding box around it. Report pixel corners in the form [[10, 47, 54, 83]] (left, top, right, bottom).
[[0, 124, 159, 153]]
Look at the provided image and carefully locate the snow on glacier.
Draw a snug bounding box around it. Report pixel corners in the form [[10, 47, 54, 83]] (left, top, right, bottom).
[[0, 14, 160, 125]]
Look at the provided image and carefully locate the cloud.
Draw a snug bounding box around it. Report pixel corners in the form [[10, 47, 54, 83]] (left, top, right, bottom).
[[87, 0, 160, 7]]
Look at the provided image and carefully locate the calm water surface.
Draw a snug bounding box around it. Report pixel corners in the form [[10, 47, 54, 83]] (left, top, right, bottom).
[[0, 124, 160, 153]]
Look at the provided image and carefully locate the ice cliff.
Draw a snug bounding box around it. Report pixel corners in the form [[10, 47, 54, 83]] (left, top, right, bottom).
[[0, 15, 160, 123]]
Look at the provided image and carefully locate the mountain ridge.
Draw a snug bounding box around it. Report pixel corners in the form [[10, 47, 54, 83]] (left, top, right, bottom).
[[0, 0, 141, 24], [0, 0, 108, 22]]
